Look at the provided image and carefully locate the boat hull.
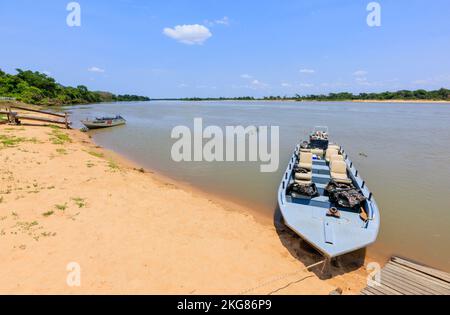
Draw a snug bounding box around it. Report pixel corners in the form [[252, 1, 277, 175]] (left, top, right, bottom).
[[277, 145, 380, 258], [81, 119, 126, 129]]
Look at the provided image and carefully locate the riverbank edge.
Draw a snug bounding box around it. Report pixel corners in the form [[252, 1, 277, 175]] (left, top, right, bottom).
[[0, 104, 379, 294], [150, 99, 450, 104]]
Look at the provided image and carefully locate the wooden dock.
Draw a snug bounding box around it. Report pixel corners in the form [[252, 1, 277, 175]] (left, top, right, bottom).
[[361, 256, 450, 295]]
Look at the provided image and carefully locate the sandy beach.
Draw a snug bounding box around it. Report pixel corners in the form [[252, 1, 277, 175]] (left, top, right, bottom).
[[0, 116, 373, 295], [351, 99, 450, 104]]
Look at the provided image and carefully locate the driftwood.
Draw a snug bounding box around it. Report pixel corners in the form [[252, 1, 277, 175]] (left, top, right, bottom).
[[16, 114, 68, 125]]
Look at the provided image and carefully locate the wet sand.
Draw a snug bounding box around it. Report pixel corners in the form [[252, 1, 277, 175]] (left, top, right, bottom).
[[0, 122, 373, 294]]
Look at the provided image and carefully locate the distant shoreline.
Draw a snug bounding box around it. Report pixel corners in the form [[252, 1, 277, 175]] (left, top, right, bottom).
[[351, 99, 450, 104], [152, 98, 450, 104]]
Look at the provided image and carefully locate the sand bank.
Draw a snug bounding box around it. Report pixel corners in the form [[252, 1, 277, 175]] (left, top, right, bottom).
[[351, 99, 450, 104], [0, 122, 373, 294]]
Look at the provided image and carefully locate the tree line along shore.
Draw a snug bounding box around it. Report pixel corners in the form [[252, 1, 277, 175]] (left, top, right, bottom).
[[1, 68, 449, 106], [162, 88, 450, 102], [0, 68, 150, 106]]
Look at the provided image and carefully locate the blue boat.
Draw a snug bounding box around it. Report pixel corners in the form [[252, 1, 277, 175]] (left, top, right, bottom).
[[81, 115, 126, 129], [278, 127, 380, 259]]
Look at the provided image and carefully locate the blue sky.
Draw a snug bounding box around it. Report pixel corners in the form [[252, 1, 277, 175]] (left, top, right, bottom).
[[0, 0, 449, 98]]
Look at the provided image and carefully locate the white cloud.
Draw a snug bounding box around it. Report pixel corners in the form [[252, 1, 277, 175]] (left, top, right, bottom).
[[353, 70, 368, 76], [234, 76, 269, 89], [178, 83, 189, 88], [281, 82, 292, 87], [412, 75, 450, 86], [88, 66, 105, 73], [300, 69, 315, 74], [205, 16, 230, 27], [163, 24, 212, 45], [299, 83, 314, 88], [215, 16, 230, 25], [251, 79, 269, 89]]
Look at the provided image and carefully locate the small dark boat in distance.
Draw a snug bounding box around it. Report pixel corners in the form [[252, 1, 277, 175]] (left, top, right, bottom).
[[81, 115, 126, 129]]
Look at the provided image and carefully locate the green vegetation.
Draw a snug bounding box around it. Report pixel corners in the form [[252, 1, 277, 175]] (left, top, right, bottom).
[[55, 203, 67, 211], [87, 150, 104, 158], [107, 160, 120, 171], [42, 210, 54, 217], [15, 220, 39, 231], [161, 88, 450, 102], [291, 89, 450, 101], [71, 197, 86, 208], [3, 68, 447, 104], [0, 134, 25, 147], [0, 68, 150, 105], [48, 128, 71, 145], [0, 134, 36, 148]]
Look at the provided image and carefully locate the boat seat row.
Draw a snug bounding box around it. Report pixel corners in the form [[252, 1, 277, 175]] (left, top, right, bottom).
[[330, 159, 352, 184], [295, 151, 313, 185], [296, 144, 351, 185], [326, 145, 352, 184], [325, 148, 338, 162], [298, 151, 313, 170], [300, 147, 324, 158]]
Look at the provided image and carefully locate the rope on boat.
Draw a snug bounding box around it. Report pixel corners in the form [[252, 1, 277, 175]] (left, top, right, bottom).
[[239, 259, 326, 295]]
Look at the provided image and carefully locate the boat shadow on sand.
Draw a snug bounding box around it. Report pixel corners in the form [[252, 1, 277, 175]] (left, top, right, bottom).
[[273, 206, 366, 280]]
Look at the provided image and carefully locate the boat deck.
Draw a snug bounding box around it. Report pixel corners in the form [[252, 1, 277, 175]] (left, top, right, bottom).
[[279, 153, 379, 258], [286, 160, 361, 218], [361, 256, 450, 295]]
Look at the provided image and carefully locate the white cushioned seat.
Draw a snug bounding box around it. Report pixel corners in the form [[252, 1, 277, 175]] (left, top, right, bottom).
[[325, 148, 339, 162], [330, 154, 344, 163], [328, 144, 340, 151], [295, 171, 312, 181], [330, 160, 352, 184], [298, 152, 313, 170]]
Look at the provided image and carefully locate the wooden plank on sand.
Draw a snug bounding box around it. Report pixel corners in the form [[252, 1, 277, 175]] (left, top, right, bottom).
[[391, 256, 450, 283], [385, 263, 450, 289], [380, 270, 429, 295], [360, 256, 450, 295], [384, 264, 450, 293], [10, 105, 66, 118], [381, 268, 444, 295], [16, 115, 66, 125]]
